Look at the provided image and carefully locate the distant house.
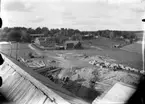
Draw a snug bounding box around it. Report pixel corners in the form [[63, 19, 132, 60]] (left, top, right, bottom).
[[125, 39, 131, 43], [34, 37, 56, 47], [120, 36, 124, 39], [95, 36, 99, 39], [30, 34, 44, 42], [30, 34, 44, 38], [64, 40, 82, 49], [35, 37, 45, 45], [82, 34, 94, 40], [55, 45, 65, 50]]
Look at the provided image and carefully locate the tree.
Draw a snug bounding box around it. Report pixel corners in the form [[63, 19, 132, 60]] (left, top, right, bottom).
[[75, 33, 82, 41], [41, 27, 49, 37], [71, 35, 77, 40], [54, 31, 68, 44], [7, 30, 21, 42], [74, 42, 82, 49], [50, 28, 60, 37], [0, 31, 7, 41], [109, 31, 114, 39], [27, 28, 35, 34], [3, 27, 10, 33], [21, 30, 31, 42], [35, 27, 42, 34]]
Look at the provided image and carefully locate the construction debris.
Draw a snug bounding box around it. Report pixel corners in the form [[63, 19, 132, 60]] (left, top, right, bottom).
[[88, 55, 143, 74]]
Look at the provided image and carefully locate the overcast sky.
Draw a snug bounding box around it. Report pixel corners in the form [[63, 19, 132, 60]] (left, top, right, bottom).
[[1, 0, 145, 31]]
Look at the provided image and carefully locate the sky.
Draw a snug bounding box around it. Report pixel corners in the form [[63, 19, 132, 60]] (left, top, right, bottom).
[[1, 0, 145, 31]]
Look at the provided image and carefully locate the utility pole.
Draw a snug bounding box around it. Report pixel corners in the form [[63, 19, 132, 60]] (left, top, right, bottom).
[[9, 42, 12, 57], [16, 42, 18, 60]]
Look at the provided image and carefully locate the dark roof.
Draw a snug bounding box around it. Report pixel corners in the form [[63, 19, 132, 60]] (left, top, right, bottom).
[[30, 34, 44, 37]]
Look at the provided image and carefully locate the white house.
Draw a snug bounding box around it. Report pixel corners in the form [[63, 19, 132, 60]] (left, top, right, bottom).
[[34, 37, 56, 48]]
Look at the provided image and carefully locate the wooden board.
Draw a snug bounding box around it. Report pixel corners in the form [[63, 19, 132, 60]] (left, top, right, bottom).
[[6, 77, 24, 98], [35, 67, 49, 73], [8, 79, 29, 100], [0, 72, 21, 95], [2, 68, 15, 82], [0, 62, 7, 70], [27, 89, 45, 104], [37, 94, 47, 104], [15, 83, 34, 103], [18, 85, 36, 104], [0, 63, 11, 77], [43, 98, 55, 104], [13, 80, 32, 102]]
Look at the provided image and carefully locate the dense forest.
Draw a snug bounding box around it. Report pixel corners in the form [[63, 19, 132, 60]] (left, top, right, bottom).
[[0, 27, 138, 44]]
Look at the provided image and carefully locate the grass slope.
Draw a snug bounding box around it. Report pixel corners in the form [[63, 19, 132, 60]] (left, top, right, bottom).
[[121, 42, 142, 54]]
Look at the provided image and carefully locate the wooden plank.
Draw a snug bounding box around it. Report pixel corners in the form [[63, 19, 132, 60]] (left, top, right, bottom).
[[27, 89, 44, 104], [15, 83, 34, 103], [2, 68, 15, 82], [37, 94, 47, 104], [0, 72, 21, 95], [43, 98, 55, 104], [3, 71, 20, 85], [6, 77, 24, 98], [8, 79, 29, 100], [27, 88, 47, 104], [0, 62, 7, 70], [13, 80, 32, 102], [18, 85, 36, 104], [7, 73, 21, 91], [6, 76, 24, 97], [0, 63, 11, 77], [0, 70, 16, 95], [47, 68, 61, 73], [0, 62, 7, 71], [0, 62, 4, 69], [35, 67, 49, 73]]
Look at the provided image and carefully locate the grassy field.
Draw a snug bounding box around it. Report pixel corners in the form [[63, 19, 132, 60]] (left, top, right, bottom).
[[121, 42, 142, 54], [0, 43, 36, 59], [134, 31, 143, 40], [73, 49, 142, 70], [81, 37, 125, 49], [80, 37, 143, 70]]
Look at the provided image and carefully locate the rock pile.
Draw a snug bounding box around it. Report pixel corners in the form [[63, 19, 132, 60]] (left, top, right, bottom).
[[89, 58, 144, 75]]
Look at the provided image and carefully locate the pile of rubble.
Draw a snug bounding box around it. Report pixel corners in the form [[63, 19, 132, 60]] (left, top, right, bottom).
[[89, 57, 144, 75], [18, 57, 46, 68]]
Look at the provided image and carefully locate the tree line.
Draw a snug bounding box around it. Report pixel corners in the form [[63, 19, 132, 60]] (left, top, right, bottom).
[[0, 27, 138, 43]]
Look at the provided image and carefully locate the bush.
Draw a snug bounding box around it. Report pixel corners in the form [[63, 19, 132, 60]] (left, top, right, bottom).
[[74, 42, 83, 49], [7, 30, 21, 42]]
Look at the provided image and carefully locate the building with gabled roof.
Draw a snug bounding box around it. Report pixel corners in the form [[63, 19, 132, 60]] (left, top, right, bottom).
[[64, 40, 82, 49]]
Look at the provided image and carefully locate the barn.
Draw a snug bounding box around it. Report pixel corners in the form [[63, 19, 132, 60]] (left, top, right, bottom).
[[64, 40, 82, 49]]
